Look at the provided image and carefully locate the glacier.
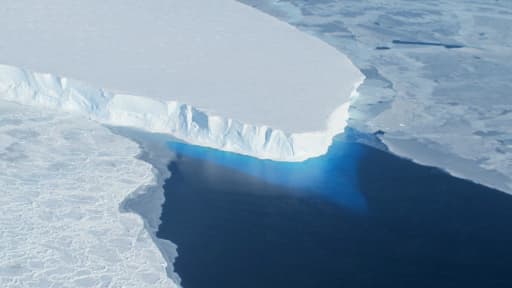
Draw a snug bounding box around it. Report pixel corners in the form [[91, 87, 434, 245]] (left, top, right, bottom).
[[0, 0, 364, 161], [0, 1, 365, 286]]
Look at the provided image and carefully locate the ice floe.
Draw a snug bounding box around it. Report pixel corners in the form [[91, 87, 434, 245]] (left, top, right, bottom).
[[0, 101, 178, 287]]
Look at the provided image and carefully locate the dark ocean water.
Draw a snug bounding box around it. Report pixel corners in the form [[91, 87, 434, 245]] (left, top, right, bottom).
[[157, 139, 512, 288]]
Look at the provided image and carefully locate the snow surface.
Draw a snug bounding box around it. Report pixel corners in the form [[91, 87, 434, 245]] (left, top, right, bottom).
[[241, 0, 512, 193], [0, 100, 178, 288], [0, 0, 363, 161]]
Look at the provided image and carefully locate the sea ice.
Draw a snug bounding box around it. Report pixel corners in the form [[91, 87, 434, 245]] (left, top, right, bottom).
[[241, 0, 512, 193], [0, 101, 178, 288]]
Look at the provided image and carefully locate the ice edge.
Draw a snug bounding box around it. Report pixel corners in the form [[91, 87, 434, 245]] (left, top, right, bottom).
[[0, 63, 364, 161]]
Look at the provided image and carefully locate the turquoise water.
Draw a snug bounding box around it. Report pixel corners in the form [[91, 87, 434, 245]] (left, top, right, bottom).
[[167, 138, 367, 212], [158, 138, 512, 288]]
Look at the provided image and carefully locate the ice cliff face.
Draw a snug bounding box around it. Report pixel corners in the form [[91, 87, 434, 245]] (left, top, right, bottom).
[[0, 64, 362, 161]]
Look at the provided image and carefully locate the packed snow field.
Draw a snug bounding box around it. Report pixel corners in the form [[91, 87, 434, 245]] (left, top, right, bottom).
[[241, 0, 512, 193], [0, 0, 363, 161], [0, 101, 177, 287]]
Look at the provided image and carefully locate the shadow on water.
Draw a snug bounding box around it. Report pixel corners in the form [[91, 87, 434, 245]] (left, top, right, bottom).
[[167, 139, 367, 212], [158, 138, 512, 288]]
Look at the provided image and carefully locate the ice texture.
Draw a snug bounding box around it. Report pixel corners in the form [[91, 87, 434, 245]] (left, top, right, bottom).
[[241, 0, 512, 193], [0, 0, 364, 161], [0, 101, 178, 287]]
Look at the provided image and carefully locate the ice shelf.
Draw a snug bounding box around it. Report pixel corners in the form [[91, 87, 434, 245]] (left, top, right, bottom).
[[0, 0, 364, 161]]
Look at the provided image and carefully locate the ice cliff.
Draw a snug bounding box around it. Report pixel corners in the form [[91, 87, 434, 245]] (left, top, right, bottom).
[[0, 64, 362, 161]]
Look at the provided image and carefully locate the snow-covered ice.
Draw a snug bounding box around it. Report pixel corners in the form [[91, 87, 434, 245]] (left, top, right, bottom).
[[0, 0, 363, 161], [241, 0, 512, 193], [0, 101, 178, 287]]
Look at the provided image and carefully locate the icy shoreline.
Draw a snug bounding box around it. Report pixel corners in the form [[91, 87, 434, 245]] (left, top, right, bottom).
[[113, 127, 182, 285], [0, 64, 363, 161], [380, 136, 512, 195]]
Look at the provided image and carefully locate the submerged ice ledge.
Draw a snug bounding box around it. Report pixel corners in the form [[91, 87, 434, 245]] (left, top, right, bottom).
[[0, 64, 363, 161]]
